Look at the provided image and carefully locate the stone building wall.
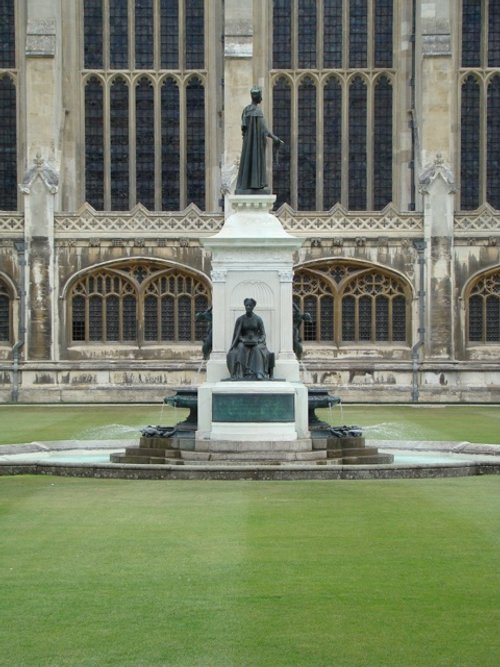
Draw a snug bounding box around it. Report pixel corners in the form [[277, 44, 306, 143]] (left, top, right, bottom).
[[0, 1, 499, 403]]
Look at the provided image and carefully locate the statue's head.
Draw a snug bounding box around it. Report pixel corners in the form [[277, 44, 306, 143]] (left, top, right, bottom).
[[250, 86, 262, 104], [244, 297, 257, 312]]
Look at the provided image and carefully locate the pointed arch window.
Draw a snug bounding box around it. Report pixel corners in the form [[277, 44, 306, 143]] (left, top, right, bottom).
[[0, 75, 17, 210], [293, 262, 410, 346], [460, 1, 500, 209], [271, 1, 395, 211], [467, 270, 500, 343], [69, 263, 210, 346], [82, 1, 211, 211]]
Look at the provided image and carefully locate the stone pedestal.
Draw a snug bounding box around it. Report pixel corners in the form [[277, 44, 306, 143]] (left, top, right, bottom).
[[197, 194, 310, 451]]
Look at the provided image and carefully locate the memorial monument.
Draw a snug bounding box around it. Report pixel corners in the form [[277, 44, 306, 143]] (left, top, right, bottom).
[[111, 88, 392, 466]]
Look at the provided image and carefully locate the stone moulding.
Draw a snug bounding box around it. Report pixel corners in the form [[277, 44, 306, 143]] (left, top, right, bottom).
[[455, 204, 500, 233], [7, 207, 500, 239], [54, 202, 426, 238], [0, 214, 24, 234], [54, 202, 224, 236], [276, 204, 424, 235]]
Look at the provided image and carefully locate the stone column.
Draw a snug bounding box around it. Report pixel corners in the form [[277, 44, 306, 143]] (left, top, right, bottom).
[[418, 156, 456, 359], [21, 0, 62, 361], [415, 1, 456, 359], [221, 1, 254, 205]]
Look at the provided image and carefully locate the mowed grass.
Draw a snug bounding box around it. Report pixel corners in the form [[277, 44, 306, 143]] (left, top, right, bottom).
[[1, 476, 499, 666], [0, 403, 499, 445]]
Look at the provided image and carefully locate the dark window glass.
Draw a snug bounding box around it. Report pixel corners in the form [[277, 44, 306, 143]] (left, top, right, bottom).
[[135, 0, 154, 69], [374, 76, 393, 209], [123, 295, 137, 340], [161, 78, 180, 210], [348, 76, 367, 210], [298, 1, 317, 69], [375, 296, 389, 341], [160, 0, 179, 68], [0, 0, 15, 68], [89, 295, 103, 341], [106, 295, 120, 341], [185, 0, 204, 69], [485, 295, 500, 341], [349, 0, 368, 68], [144, 294, 158, 341], [375, 0, 393, 68], [0, 76, 17, 210], [469, 294, 483, 341], [194, 295, 209, 340], [487, 75, 500, 209], [110, 0, 128, 68], [83, 0, 103, 69], [324, 77, 342, 209], [298, 78, 316, 210], [392, 295, 406, 341], [320, 295, 334, 341], [186, 78, 205, 208], [161, 295, 175, 340], [359, 295, 372, 340], [488, 1, 500, 67], [273, 0, 292, 68], [272, 77, 292, 208], [462, 0, 481, 67], [110, 78, 129, 210], [303, 296, 317, 341], [178, 295, 191, 341], [85, 77, 104, 210], [85, 78, 104, 208], [461, 76, 481, 210], [136, 78, 155, 209], [72, 296, 86, 342], [0, 293, 9, 341], [342, 295, 355, 341], [324, 0, 343, 68]]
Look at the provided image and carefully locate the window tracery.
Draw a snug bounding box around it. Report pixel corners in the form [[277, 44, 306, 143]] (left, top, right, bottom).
[[271, 1, 395, 211], [293, 262, 409, 345], [69, 262, 210, 345], [467, 269, 500, 343], [460, 1, 500, 210], [82, 1, 209, 211]]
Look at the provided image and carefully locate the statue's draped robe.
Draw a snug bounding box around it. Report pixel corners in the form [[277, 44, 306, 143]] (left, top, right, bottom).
[[235, 104, 269, 193], [227, 313, 271, 380]]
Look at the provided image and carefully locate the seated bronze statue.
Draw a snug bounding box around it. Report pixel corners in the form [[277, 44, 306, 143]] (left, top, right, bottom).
[[227, 298, 272, 380]]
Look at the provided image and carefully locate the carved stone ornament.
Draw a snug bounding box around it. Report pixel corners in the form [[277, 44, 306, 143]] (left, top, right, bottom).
[[211, 269, 227, 283], [418, 154, 456, 194], [19, 153, 59, 194]]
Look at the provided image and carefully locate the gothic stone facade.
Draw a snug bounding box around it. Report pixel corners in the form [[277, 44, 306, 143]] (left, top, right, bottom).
[[0, 1, 499, 403]]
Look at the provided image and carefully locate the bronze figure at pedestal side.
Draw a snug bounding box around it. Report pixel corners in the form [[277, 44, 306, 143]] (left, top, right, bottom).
[[235, 87, 283, 194], [227, 298, 273, 380]]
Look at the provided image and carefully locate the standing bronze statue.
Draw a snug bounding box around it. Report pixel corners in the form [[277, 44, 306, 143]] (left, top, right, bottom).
[[227, 298, 273, 380], [235, 87, 283, 194]]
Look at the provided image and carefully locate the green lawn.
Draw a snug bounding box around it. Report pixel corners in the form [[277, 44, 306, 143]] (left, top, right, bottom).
[[1, 476, 499, 666], [0, 403, 499, 445]]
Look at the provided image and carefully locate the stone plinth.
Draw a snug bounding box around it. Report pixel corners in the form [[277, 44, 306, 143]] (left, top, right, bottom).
[[202, 194, 303, 384], [196, 194, 311, 453], [195, 380, 309, 448]]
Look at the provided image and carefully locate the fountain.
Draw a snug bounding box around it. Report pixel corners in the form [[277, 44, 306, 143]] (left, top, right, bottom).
[[111, 87, 394, 467]]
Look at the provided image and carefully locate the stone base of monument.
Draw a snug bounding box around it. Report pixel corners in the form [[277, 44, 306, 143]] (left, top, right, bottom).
[[194, 380, 312, 455]]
